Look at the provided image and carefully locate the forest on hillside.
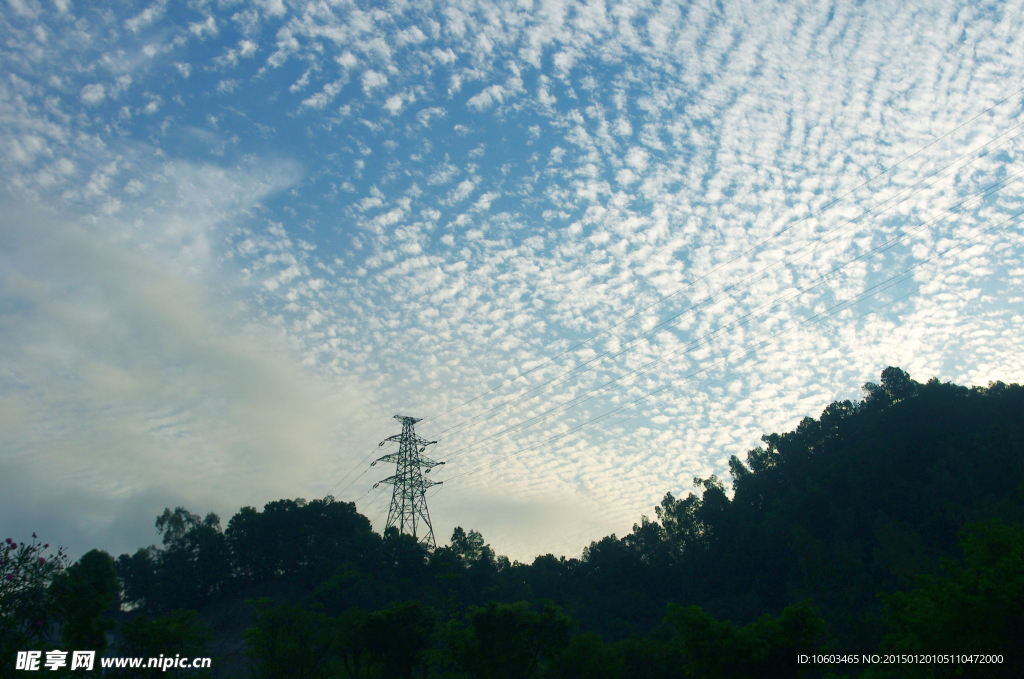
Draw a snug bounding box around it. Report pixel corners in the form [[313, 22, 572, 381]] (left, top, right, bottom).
[[3, 367, 1023, 678]]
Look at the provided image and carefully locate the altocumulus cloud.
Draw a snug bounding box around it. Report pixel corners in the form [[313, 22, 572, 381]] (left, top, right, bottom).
[[1, 0, 1023, 561]]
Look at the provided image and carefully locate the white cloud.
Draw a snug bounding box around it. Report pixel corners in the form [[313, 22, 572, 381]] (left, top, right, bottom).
[[302, 80, 346, 109], [361, 69, 387, 94], [432, 47, 456, 64], [447, 179, 476, 203], [466, 84, 506, 111], [473, 191, 499, 211], [125, 0, 166, 33], [624, 146, 649, 171], [416, 106, 446, 127], [189, 16, 218, 39], [80, 83, 105, 105], [336, 52, 357, 69], [6, 0, 37, 18], [428, 162, 459, 185], [384, 91, 414, 115], [396, 26, 426, 45]]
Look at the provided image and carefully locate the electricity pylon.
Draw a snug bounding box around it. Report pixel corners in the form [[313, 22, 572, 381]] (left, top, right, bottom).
[[372, 415, 445, 548]]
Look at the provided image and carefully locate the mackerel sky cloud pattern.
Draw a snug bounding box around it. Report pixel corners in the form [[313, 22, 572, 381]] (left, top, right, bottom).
[[1, 0, 1023, 560]]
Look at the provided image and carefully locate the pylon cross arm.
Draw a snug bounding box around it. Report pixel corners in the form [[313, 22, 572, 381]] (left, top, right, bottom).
[[372, 453, 401, 466]]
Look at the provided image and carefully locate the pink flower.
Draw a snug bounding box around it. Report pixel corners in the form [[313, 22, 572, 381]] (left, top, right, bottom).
[[43, 544, 49, 549], [38, 557, 46, 565], [4, 574, 13, 581], [4, 538, 11, 544]]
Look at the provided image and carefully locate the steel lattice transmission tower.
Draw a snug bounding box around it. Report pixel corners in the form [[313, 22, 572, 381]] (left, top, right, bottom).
[[372, 415, 445, 547]]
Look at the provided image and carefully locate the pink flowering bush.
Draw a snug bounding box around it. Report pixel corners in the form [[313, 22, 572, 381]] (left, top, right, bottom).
[[0, 534, 67, 663]]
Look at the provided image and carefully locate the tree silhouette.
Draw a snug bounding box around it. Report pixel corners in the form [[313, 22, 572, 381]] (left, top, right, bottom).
[[51, 549, 119, 655], [451, 601, 573, 679]]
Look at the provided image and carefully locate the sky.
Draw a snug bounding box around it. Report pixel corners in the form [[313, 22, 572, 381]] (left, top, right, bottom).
[[2, 0, 1023, 563]]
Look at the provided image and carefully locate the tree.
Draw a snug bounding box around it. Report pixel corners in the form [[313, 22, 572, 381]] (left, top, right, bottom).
[[51, 549, 120, 655], [380, 528, 430, 589], [363, 600, 435, 679], [655, 476, 730, 556], [441, 527, 499, 602], [116, 546, 160, 611], [547, 633, 625, 679], [116, 508, 232, 614], [879, 366, 917, 403], [312, 562, 389, 616], [869, 520, 1024, 679], [155, 508, 231, 608], [451, 601, 573, 679], [450, 527, 486, 566], [118, 609, 213, 678], [245, 600, 336, 679], [0, 534, 67, 672], [226, 497, 377, 586], [335, 607, 370, 679], [665, 599, 828, 678]]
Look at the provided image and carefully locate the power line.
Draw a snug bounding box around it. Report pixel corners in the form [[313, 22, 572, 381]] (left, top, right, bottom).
[[320, 439, 387, 501], [416, 86, 1024, 430], [444, 282, 918, 487], [442, 274, 915, 472], [355, 175, 1019, 512], [310, 419, 394, 500], [444, 284, 922, 488], [348, 196, 1015, 504], [432, 169, 1022, 464], [425, 124, 1024, 444], [439, 208, 1022, 486], [315, 86, 1023, 506], [361, 486, 392, 524], [324, 411, 444, 503]]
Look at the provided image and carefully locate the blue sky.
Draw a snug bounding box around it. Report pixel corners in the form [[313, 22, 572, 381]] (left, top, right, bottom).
[[2, 0, 1023, 562]]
